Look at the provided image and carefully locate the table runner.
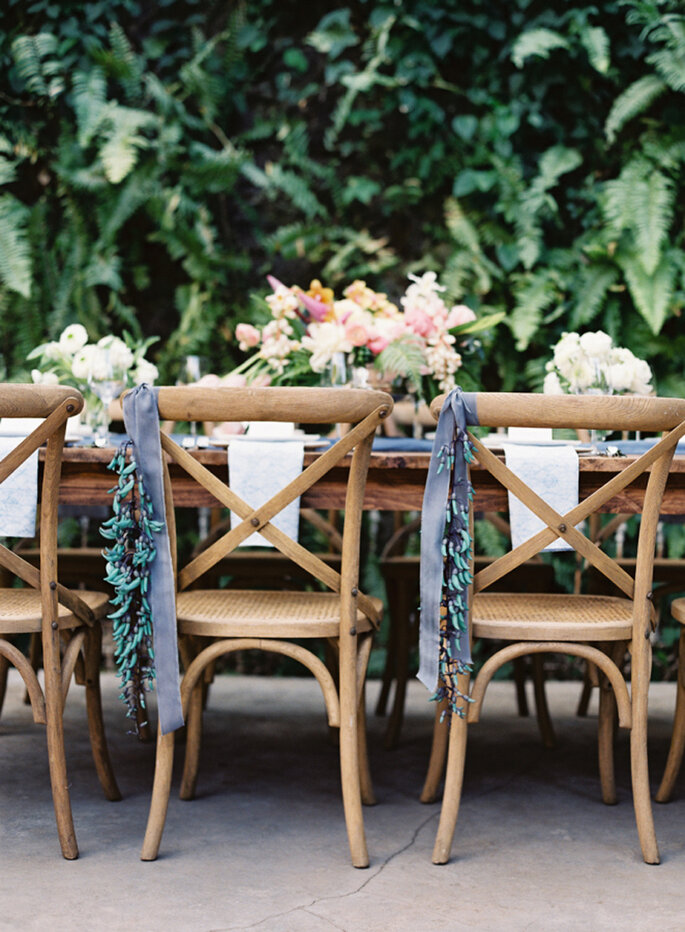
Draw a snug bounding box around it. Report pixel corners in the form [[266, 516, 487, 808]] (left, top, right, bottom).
[[0, 435, 38, 538], [419, 388, 479, 716]]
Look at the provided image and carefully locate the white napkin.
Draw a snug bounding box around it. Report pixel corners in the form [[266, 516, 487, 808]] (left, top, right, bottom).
[[229, 441, 305, 547], [0, 436, 39, 537], [502, 444, 579, 552]]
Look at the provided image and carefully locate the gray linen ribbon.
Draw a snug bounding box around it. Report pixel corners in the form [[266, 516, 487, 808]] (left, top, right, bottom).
[[123, 384, 184, 735], [418, 388, 479, 694]]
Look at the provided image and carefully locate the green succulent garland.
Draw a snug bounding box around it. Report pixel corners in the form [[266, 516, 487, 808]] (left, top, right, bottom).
[[433, 432, 476, 718], [101, 441, 162, 734]]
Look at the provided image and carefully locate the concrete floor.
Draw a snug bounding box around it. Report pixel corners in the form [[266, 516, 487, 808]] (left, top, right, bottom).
[[3, 671, 685, 931]]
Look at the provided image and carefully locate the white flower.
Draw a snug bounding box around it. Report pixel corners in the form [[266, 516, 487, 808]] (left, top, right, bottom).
[[31, 368, 59, 385], [72, 345, 109, 381], [629, 359, 653, 395], [133, 359, 159, 385], [59, 324, 89, 354], [98, 336, 134, 374], [567, 357, 596, 393], [552, 332, 581, 379], [543, 371, 564, 395], [579, 330, 613, 359], [301, 322, 353, 372]]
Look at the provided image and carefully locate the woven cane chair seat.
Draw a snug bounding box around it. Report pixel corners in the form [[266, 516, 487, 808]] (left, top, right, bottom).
[[473, 592, 633, 641], [177, 589, 381, 638], [0, 588, 109, 632]]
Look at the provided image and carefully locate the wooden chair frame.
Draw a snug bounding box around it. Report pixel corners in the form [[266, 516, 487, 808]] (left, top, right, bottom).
[[423, 392, 685, 866], [140, 386, 392, 867], [0, 385, 120, 859]]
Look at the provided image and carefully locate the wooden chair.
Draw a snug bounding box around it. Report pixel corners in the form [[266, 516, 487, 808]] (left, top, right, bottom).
[[656, 597, 685, 803], [422, 392, 685, 866], [376, 514, 557, 750], [0, 384, 120, 859], [139, 385, 392, 868]]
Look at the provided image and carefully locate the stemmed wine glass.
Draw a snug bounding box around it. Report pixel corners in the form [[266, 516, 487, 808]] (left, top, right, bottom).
[[88, 349, 125, 447], [177, 355, 205, 447]]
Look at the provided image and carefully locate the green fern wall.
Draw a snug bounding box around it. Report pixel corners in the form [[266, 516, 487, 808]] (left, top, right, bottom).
[[1, 0, 684, 393]]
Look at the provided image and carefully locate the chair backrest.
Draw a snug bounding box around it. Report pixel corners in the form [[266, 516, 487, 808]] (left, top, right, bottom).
[[0, 384, 96, 625], [430, 392, 685, 622], [154, 386, 393, 624]]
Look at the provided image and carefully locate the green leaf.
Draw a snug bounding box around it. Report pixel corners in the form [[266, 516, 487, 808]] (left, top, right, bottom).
[[605, 75, 667, 144], [580, 25, 610, 74], [307, 9, 358, 59], [511, 28, 569, 69], [0, 196, 32, 299], [619, 249, 676, 334]]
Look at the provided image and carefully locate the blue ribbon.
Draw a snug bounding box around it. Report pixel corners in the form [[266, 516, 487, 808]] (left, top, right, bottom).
[[122, 384, 184, 735], [418, 388, 479, 700]]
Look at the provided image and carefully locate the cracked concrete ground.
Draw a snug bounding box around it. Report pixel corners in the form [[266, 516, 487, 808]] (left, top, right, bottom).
[[3, 671, 685, 931]]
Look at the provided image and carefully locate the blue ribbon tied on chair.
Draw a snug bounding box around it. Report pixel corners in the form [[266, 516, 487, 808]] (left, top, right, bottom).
[[418, 388, 479, 716]]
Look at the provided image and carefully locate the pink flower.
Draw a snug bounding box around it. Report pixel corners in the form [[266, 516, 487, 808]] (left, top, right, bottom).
[[236, 323, 260, 350], [404, 307, 435, 339], [447, 304, 477, 328], [345, 319, 371, 347], [367, 334, 389, 355], [298, 291, 330, 322], [196, 373, 222, 387]]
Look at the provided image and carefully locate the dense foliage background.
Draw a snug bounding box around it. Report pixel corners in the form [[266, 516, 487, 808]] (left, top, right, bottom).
[[1, 0, 684, 391]]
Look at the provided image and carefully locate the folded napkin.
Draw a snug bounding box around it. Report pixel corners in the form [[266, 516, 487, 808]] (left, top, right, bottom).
[[229, 441, 305, 546], [502, 443, 579, 552], [0, 435, 39, 537]]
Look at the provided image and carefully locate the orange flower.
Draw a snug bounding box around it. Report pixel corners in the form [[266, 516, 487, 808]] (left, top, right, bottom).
[[306, 279, 335, 307]]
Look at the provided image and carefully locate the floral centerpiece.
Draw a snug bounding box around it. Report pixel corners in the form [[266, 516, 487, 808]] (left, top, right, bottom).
[[232, 272, 502, 398], [543, 330, 653, 395], [28, 324, 159, 435]]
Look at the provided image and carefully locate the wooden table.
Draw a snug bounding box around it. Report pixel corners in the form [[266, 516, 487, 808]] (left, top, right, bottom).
[[55, 443, 685, 514]]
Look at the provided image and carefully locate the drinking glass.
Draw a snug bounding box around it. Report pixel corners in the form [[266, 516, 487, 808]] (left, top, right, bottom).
[[88, 350, 125, 447]]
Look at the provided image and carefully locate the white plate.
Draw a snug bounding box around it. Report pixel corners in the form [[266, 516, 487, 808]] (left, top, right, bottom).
[[480, 435, 591, 452], [209, 434, 328, 449]]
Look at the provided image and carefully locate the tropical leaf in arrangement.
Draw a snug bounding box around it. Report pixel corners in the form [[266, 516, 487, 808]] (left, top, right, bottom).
[[511, 28, 569, 69], [618, 249, 676, 334], [0, 196, 32, 299], [375, 335, 424, 390], [605, 74, 667, 144]]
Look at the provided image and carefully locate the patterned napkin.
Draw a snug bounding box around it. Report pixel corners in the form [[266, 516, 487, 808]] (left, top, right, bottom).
[[502, 443, 579, 551], [229, 441, 305, 546], [0, 435, 39, 538]]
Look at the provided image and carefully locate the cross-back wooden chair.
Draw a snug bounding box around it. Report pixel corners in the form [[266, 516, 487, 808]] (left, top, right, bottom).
[[140, 385, 392, 868], [0, 384, 120, 859], [422, 391, 685, 866]]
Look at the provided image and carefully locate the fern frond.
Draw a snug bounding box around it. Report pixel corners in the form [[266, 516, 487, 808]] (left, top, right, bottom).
[[72, 68, 108, 147], [108, 22, 143, 101], [186, 141, 245, 193], [508, 271, 560, 351], [605, 74, 667, 144], [511, 28, 569, 69], [99, 107, 158, 184], [648, 47, 685, 91], [444, 197, 481, 254], [536, 146, 583, 190], [0, 195, 32, 298], [579, 25, 610, 74], [264, 164, 327, 218], [631, 171, 675, 275], [11, 33, 64, 98], [569, 264, 619, 327], [375, 336, 425, 388], [618, 248, 676, 334]]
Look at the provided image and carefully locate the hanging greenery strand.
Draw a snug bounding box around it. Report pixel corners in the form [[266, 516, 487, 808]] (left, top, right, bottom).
[[100, 440, 161, 734]]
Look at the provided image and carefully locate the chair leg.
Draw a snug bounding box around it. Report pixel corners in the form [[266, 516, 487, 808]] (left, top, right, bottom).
[[179, 680, 204, 800], [384, 598, 414, 750], [597, 648, 617, 806], [432, 701, 469, 865], [83, 626, 121, 801], [374, 619, 396, 718], [656, 628, 685, 803], [43, 629, 78, 860], [357, 684, 376, 806], [631, 644, 660, 865], [141, 724, 176, 861], [420, 696, 449, 804], [23, 631, 42, 705], [339, 636, 368, 868], [532, 654, 556, 749], [576, 663, 595, 717], [0, 653, 8, 716], [512, 656, 529, 717]]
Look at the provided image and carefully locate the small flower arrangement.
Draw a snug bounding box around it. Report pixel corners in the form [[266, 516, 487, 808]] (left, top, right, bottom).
[[543, 330, 653, 395], [28, 324, 159, 430], [233, 272, 502, 397]]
